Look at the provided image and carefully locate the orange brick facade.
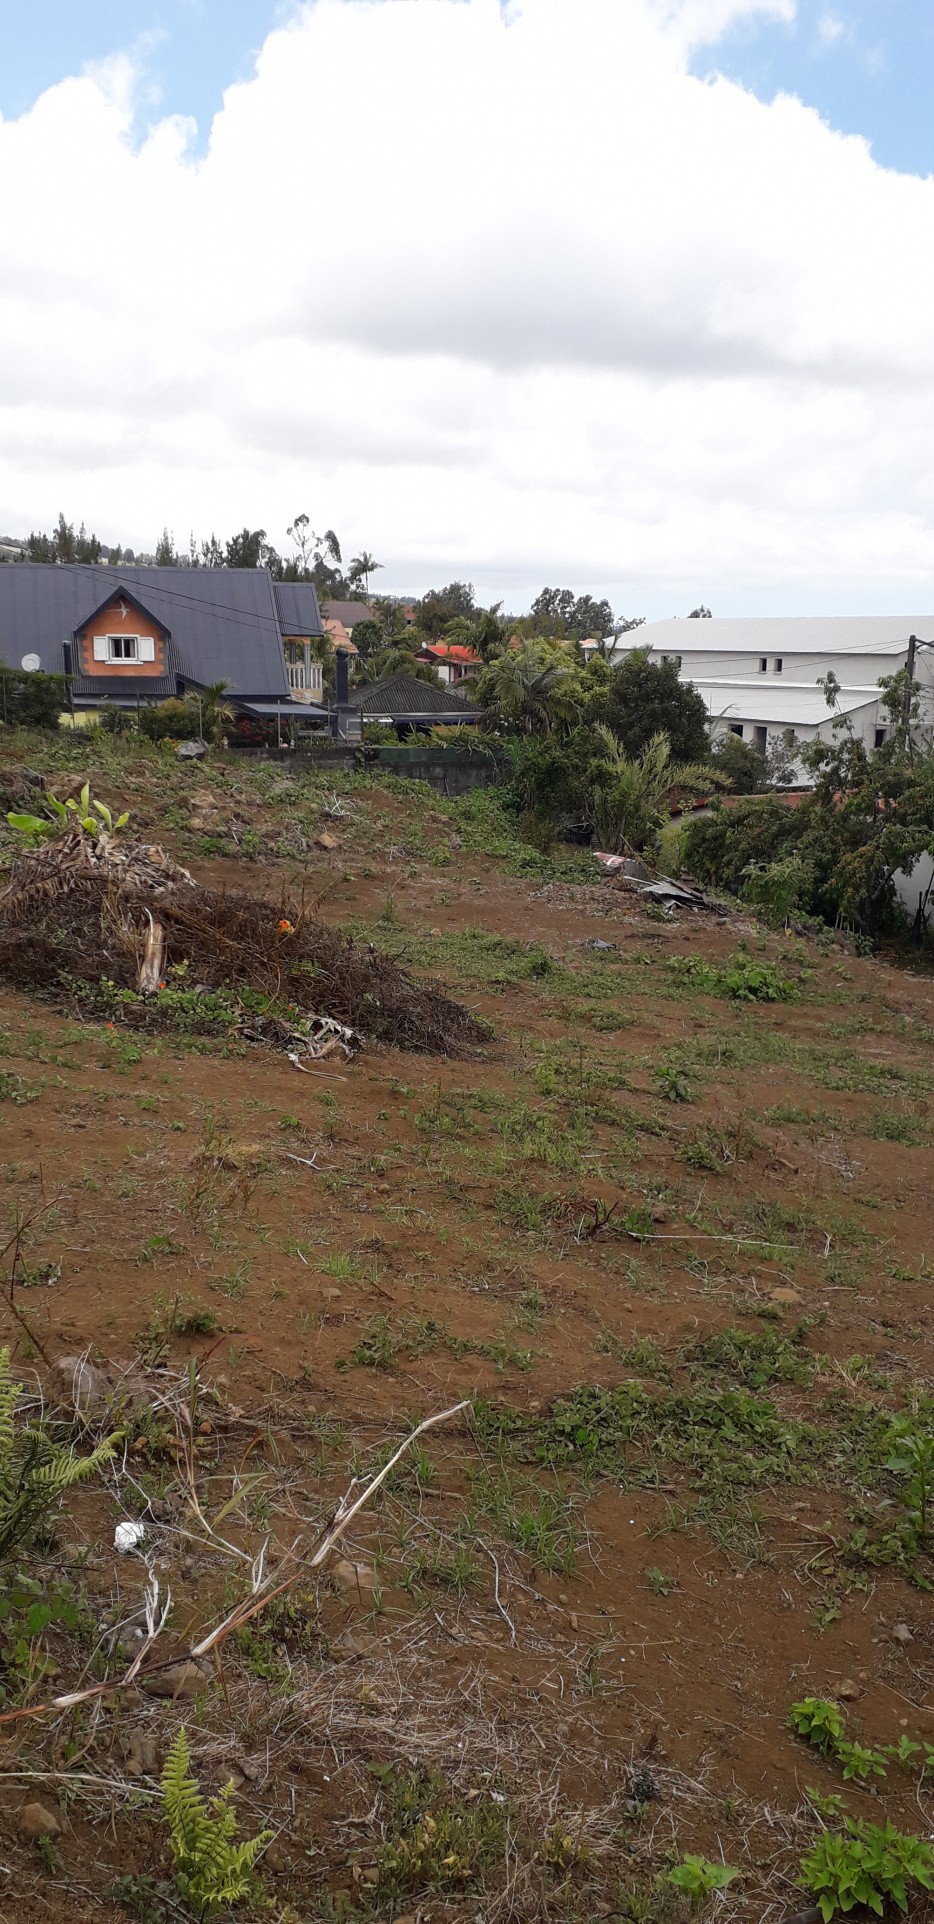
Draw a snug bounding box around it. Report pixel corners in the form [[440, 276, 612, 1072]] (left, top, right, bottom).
[[77, 598, 167, 678]]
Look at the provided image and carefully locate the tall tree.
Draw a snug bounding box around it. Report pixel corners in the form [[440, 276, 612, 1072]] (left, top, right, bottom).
[[593, 649, 709, 763], [415, 583, 476, 639], [348, 550, 383, 601], [154, 527, 177, 567], [530, 587, 618, 641], [225, 527, 267, 569]]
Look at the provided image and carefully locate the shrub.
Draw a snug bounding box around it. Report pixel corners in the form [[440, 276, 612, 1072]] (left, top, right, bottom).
[[0, 669, 66, 731]]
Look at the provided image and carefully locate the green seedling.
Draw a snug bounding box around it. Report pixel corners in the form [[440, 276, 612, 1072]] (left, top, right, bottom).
[[789, 1698, 846, 1756], [665, 1854, 738, 1912]]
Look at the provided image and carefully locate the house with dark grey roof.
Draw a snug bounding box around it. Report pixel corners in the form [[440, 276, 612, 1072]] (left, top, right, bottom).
[[0, 564, 328, 722], [347, 672, 482, 734]]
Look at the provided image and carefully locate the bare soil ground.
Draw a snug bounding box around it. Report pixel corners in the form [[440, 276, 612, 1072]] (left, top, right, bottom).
[[0, 734, 930, 1924]]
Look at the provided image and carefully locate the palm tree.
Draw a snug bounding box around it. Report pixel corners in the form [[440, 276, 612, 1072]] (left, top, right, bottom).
[[585, 727, 712, 853], [197, 679, 235, 744], [349, 551, 383, 603], [477, 640, 580, 737], [371, 646, 438, 685]]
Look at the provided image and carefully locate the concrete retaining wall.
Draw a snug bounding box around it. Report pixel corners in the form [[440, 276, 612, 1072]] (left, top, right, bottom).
[[234, 742, 504, 795]]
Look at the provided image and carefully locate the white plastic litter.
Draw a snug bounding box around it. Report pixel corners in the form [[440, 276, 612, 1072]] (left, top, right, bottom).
[[114, 1520, 146, 1554]]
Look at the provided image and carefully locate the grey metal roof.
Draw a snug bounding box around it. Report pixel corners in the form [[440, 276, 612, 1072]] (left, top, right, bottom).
[[72, 674, 176, 705], [273, 581, 325, 638], [640, 616, 934, 657], [0, 564, 291, 699], [348, 673, 481, 720], [237, 700, 327, 718], [698, 681, 878, 726]]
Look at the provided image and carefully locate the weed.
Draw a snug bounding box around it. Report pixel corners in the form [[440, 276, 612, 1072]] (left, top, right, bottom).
[[788, 1698, 846, 1756], [373, 1766, 509, 1897], [836, 1739, 887, 1782], [885, 1407, 933, 1549], [665, 1854, 738, 1912], [404, 1545, 480, 1594], [799, 1818, 934, 1922], [667, 952, 795, 1002], [339, 1316, 400, 1372], [656, 1066, 691, 1102], [162, 1726, 271, 1919], [0, 1348, 117, 1560], [137, 1233, 184, 1266], [0, 1071, 42, 1105], [692, 1324, 814, 1389], [645, 1566, 677, 1596], [108, 1874, 180, 1922]]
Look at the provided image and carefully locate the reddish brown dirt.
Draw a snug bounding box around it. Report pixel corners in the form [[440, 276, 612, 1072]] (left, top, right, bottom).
[[0, 747, 930, 1922]]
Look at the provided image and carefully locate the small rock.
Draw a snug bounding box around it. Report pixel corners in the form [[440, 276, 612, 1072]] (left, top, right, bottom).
[[569, 1612, 579, 1632], [332, 1558, 377, 1595], [315, 831, 338, 850], [651, 1205, 670, 1224], [770, 1287, 802, 1305], [53, 1355, 151, 1420], [332, 1631, 379, 1660], [891, 1622, 913, 1645], [19, 1802, 61, 1841], [429, 927, 442, 937], [139, 1659, 211, 1700], [124, 1733, 161, 1777], [835, 1678, 860, 1701], [324, 1287, 342, 1302]]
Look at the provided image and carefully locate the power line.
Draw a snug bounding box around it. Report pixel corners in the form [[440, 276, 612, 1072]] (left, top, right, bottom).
[[5, 561, 323, 638]]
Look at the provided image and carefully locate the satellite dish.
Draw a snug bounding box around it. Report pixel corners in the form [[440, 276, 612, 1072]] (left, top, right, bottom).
[[20, 654, 40, 673]]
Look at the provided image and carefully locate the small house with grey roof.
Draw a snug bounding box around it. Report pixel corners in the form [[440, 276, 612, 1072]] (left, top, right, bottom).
[[0, 564, 329, 723]]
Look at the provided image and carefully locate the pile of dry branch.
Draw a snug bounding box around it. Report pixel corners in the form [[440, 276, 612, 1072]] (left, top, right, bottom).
[[0, 831, 487, 1056]]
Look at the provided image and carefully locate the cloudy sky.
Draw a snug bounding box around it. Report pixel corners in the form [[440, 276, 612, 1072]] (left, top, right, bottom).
[[1, 0, 932, 616]]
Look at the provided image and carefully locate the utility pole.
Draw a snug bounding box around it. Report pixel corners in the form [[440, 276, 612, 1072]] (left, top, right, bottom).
[[901, 634, 918, 752]]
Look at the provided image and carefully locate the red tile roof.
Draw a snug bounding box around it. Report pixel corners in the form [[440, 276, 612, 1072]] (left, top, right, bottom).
[[420, 641, 483, 665]]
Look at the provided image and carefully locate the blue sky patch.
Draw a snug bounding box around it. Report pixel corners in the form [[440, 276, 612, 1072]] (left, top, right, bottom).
[[0, 1, 294, 143], [690, 0, 934, 178]]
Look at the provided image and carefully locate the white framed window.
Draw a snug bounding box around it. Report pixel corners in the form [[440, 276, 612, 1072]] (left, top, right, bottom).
[[729, 723, 744, 737], [91, 634, 155, 664]]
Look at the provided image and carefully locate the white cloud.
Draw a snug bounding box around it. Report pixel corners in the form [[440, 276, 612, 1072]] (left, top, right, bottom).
[[0, 0, 931, 612], [816, 12, 845, 47]]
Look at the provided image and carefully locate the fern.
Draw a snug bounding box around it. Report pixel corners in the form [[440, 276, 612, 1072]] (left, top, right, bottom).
[[0, 1348, 118, 1560], [162, 1728, 271, 1919]]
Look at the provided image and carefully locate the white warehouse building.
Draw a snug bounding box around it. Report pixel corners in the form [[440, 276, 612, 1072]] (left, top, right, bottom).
[[628, 617, 934, 774]]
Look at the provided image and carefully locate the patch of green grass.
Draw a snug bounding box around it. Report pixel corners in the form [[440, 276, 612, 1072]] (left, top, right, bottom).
[[372, 1766, 511, 1898], [666, 952, 796, 1002], [0, 1072, 43, 1105], [690, 1324, 815, 1389]]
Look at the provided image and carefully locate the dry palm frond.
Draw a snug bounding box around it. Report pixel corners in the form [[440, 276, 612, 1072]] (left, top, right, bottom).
[[0, 829, 195, 923]]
